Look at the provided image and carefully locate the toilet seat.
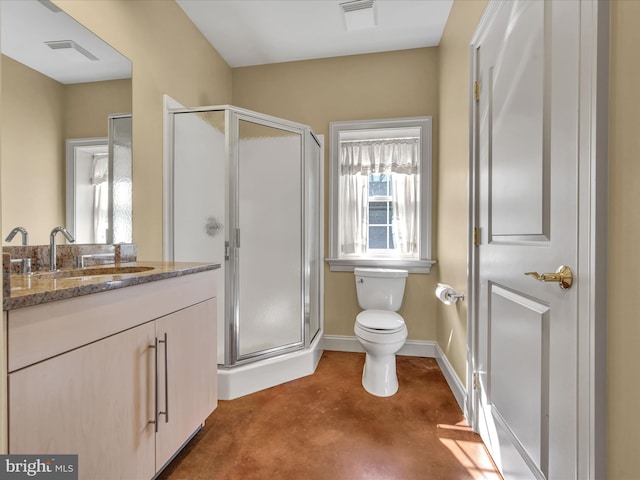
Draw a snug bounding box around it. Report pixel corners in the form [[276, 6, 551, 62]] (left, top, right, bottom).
[[355, 310, 408, 345], [356, 310, 405, 333]]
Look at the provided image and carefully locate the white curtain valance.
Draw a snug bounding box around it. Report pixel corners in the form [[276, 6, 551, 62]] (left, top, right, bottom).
[[340, 138, 419, 176]]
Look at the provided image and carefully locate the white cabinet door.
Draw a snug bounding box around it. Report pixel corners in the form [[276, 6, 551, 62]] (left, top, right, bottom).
[[9, 321, 156, 480], [155, 298, 217, 471]]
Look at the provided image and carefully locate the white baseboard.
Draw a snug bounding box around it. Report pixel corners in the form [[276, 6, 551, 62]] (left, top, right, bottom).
[[322, 334, 365, 353], [433, 343, 466, 411], [323, 335, 466, 411]]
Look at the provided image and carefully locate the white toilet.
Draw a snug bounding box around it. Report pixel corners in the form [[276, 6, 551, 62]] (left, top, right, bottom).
[[354, 268, 408, 397]]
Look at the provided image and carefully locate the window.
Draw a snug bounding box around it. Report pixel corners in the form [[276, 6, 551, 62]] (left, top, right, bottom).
[[328, 117, 435, 273], [368, 174, 394, 250]]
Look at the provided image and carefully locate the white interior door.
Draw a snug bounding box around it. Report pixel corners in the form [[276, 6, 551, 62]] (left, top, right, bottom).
[[473, 1, 582, 478]]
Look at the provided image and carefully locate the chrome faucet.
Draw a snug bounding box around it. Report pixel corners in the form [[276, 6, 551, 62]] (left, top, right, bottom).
[[5, 226, 31, 274], [49, 226, 75, 271], [5, 226, 29, 245]]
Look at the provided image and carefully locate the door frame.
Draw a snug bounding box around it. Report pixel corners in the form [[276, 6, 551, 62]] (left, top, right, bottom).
[[466, 1, 609, 478], [65, 137, 108, 242]]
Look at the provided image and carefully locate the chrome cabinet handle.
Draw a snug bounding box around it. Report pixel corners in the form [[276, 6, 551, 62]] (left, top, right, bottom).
[[149, 338, 159, 432], [158, 333, 169, 424], [525, 265, 573, 290]]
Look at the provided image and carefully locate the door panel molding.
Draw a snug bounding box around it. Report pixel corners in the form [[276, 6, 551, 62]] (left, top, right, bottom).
[[489, 284, 549, 473], [491, 405, 547, 480], [489, 0, 547, 238]]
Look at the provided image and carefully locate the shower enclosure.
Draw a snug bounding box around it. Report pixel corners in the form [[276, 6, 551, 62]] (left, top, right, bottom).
[[165, 104, 323, 397]]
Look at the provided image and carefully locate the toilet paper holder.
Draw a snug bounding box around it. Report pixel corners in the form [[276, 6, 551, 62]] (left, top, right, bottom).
[[446, 291, 465, 301], [435, 283, 465, 305]]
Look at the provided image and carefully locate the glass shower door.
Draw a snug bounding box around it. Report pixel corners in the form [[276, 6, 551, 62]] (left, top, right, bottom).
[[234, 118, 303, 360]]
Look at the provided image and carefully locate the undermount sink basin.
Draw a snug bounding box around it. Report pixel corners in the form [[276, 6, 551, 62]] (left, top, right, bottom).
[[32, 266, 155, 280]]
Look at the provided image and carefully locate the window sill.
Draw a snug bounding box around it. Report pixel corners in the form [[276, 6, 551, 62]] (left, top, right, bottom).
[[325, 258, 436, 274]]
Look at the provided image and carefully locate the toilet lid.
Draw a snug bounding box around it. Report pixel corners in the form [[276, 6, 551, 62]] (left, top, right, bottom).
[[356, 310, 405, 331]]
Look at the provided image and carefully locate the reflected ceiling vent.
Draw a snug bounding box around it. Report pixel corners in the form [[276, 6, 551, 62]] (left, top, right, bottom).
[[45, 40, 99, 61], [339, 0, 377, 31]]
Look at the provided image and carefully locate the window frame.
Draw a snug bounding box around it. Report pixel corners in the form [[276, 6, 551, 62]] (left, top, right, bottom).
[[327, 116, 435, 274]]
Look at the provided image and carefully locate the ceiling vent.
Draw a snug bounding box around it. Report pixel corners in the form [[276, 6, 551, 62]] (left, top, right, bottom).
[[339, 0, 377, 31], [45, 40, 99, 62]]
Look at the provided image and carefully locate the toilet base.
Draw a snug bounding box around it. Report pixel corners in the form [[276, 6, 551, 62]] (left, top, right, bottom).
[[362, 352, 399, 397], [354, 319, 407, 397]]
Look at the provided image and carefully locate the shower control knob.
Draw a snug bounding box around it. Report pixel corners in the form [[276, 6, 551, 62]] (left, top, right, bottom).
[[205, 217, 223, 237]]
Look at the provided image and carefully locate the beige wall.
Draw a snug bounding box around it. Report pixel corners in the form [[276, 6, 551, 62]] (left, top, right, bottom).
[[608, 1, 640, 477], [437, 1, 488, 383], [1, 56, 65, 244], [233, 48, 440, 340], [64, 78, 132, 139], [53, 0, 232, 259]]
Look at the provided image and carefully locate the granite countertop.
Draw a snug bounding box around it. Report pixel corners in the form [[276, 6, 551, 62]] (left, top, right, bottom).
[[4, 261, 221, 311]]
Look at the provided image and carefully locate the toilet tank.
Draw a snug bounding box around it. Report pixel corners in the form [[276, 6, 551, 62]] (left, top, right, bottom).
[[354, 268, 408, 311]]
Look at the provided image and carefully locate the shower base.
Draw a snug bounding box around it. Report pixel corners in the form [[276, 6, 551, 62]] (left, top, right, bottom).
[[217, 334, 323, 400]]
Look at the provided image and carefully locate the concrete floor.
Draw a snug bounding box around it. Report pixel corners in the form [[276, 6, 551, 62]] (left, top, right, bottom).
[[158, 351, 501, 480]]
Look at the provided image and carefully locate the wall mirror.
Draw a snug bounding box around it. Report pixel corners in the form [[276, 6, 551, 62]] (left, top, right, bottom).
[[0, 0, 132, 245]]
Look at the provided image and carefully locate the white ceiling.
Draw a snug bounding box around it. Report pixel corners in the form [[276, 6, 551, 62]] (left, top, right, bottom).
[[0, 0, 452, 83], [176, 0, 454, 68], [0, 0, 131, 84]]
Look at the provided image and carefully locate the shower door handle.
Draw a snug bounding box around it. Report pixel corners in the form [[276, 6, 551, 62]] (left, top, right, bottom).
[[225, 229, 240, 260]]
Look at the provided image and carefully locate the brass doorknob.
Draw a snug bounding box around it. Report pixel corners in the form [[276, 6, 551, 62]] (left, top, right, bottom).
[[525, 265, 573, 290]]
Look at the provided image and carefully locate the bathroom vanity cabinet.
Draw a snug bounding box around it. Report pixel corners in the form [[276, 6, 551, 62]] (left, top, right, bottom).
[[6, 269, 217, 479]]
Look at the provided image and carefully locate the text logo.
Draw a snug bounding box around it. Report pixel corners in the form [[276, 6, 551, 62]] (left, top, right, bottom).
[[0, 456, 77, 480]]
